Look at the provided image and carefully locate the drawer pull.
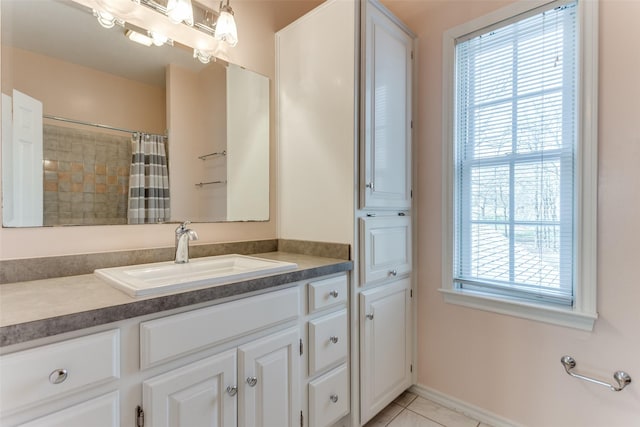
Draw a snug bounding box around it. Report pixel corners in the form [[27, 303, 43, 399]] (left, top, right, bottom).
[[329, 290, 339, 298], [389, 269, 398, 276], [48, 369, 68, 385], [366, 313, 374, 320], [329, 335, 339, 344], [330, 394, 339, 403], [246, 376, 258, 387], [226, 385, 238, 396]]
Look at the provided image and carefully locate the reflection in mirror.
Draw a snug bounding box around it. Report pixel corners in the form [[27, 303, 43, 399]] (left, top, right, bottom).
[[1, 0, 269, 227]]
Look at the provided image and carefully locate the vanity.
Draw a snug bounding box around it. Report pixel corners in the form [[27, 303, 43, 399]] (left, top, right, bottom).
[[0, 248, 352, 427]]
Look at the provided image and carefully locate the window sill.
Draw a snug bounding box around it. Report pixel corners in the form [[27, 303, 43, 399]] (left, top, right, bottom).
[[439, 288, 597, 331]]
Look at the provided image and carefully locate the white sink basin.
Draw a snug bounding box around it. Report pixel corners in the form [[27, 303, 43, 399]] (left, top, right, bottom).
[[94, 254, 298, 298]]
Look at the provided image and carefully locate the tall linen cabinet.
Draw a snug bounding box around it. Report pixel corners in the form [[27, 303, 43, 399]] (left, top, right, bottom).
[[277, 0, 415, 425]]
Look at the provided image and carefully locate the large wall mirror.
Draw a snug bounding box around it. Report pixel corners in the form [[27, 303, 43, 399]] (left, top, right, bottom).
[[1, 0, 269, 227]]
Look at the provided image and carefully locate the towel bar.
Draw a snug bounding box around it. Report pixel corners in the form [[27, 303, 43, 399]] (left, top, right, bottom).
[[561, 355, 631, 392]]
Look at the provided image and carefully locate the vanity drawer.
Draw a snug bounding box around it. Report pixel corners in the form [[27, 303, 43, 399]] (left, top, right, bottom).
[[140, 286, 300, 369], [308, 274, 348, 314], [359, 216, 412, 285], [309, 364, 349, 427], [0, 329, 120, 414], [308, 309, 348, 375], [19, 391, 120, 427]]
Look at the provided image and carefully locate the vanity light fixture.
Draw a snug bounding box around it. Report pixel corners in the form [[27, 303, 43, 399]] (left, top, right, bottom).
[[92, 9, 124, 29], [126, 29, 154, 46], [214, 0, 238, 47], [193, 48, 213, 64], [166, 0, 194, 26]]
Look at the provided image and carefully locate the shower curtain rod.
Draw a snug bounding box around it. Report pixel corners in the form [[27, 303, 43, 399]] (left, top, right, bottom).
[[43, 114, 167, 138]]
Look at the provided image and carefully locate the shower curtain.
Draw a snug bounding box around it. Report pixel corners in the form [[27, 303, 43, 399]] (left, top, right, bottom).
[[127, 133, 170, 224]]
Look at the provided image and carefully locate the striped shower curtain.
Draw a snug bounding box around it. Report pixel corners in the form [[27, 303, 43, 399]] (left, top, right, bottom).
[[127, 133, 171, 224]]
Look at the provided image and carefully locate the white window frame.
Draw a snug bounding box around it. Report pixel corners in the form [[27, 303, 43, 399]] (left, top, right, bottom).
[[441, 0, 598, 331]]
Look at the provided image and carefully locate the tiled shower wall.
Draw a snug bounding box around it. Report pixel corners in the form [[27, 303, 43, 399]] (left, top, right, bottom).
[[42, 124, 131, 226]]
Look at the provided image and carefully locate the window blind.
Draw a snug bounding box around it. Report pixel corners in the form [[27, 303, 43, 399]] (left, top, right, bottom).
[[453, 1, 578, 306]]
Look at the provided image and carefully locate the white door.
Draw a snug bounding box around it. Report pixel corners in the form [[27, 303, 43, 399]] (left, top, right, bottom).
[[238, 327, 300, 427], [360, 278, 412, 424], [361, 0, 413, 210], [143, 349, 237, 427], [9, 90, 43, 226]]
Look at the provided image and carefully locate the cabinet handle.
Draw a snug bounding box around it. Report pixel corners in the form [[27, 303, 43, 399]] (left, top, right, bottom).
[[330, 394, 339, 403], [365, 182, 374, 190], [246, 376, 258, 387], [226, 385, 238, 396], [329, 335, 339, 344], [389, 269, 398, 276], [49, 369, 68, 385], [329, 290, 339, 298], [366, 313, 374, 320]]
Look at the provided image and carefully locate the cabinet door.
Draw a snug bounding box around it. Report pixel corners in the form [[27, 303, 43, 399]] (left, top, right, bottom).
[[360, 279, 412, 424], [238, 327, 300, 427], [361, 0, 413, 210], [360, 216, 412, 286], [143, 349, 237, 427]]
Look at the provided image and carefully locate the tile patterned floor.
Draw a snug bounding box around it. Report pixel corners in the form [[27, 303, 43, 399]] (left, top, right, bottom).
[[364, 391, 493, 427]]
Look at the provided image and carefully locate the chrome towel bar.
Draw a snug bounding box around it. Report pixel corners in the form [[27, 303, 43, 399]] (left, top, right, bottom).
[[561, 355, 631, 392]]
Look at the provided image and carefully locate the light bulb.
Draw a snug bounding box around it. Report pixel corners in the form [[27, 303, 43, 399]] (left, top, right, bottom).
[[149, 31, 169, 46]]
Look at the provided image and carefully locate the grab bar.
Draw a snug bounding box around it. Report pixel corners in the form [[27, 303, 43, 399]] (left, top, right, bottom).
[[561, 356, 631, 392], [198, 151, 226, 160], [195, 180, 227, 187]]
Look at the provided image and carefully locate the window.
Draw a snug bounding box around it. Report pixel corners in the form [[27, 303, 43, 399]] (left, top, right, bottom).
[[441, 0, 598, 330]]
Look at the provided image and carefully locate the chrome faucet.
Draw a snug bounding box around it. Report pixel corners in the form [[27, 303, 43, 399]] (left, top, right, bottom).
[[175, 221, 199, 264]]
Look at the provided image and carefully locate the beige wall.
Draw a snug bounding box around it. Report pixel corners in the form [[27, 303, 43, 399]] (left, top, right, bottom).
[[384, 0, 640, 425], [1, 46, 166, 134]]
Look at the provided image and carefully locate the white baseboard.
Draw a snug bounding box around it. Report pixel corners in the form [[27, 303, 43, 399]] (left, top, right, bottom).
[[409, 384, 524, 427]]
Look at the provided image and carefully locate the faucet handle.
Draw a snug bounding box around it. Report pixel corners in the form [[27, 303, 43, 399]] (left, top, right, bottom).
[[176, 221, 192, 233]]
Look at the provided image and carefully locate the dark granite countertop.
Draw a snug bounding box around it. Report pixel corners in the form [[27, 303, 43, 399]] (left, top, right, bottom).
[[0, 252, 352, 347]]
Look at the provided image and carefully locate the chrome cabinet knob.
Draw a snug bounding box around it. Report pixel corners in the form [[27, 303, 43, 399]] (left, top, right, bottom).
[[226, 385, 238, 396], [329, 336, 339, 344], [49, 369, 68, 385], [389, 269, 398, 276], [246, 376, 258, 387], [365, 182, 374, 190], [330, 394, 339, 403], [329, 290, 339, 298], [366, 313, 374, 320]]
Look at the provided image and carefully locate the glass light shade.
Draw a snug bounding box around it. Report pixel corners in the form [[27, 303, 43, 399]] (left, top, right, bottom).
[[214, 9, 238, 47], [166, 0, 194, 26], [193, 49, 212, 64], [93, 9, 117, 29]]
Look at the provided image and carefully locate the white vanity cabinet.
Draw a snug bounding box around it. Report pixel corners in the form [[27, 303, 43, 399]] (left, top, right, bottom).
[[140, 287, 301, 427], [143, 328, 300, 427]]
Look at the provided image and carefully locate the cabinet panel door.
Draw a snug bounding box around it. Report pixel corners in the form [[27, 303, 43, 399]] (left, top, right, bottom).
[[18, 391, 119, 427], [143, 349, 237, 427], [238, 327, 300, 427], [360, 279, 412, 424], [361, 0, 413, 210], [360, 216, 412, 286]]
